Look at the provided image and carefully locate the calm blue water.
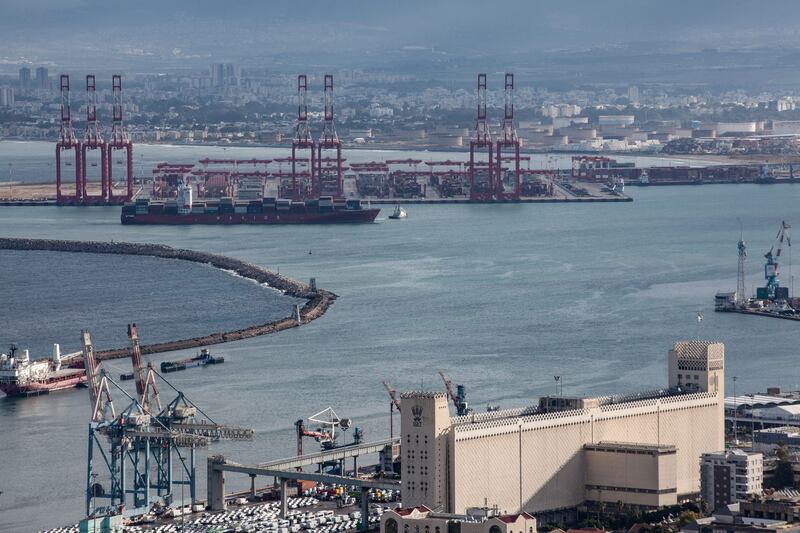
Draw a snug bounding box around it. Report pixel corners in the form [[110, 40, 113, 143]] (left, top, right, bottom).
[[0, 182, 799, 532], [1, 250, 303, 357]]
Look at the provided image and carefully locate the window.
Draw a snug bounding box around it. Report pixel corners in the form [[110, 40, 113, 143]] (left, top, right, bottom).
[[490, 526, 503, 533], [404, 525, 409, 533], [425, 526, 430, 533], [386, 519, 398, 533]]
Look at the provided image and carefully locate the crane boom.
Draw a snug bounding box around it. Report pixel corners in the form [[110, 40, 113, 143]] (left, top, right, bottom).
[[764, 221, 791, 299], [382, 380, 401, 411], [128, 323, 161, 414]]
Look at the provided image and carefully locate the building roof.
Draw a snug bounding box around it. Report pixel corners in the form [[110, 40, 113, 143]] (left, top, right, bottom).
[[672, 340, 719, 359], [725, 395, 800, 410], [495, 513, 535, 524], [394, 506, 431, 516], [587, 441, 677, 453]]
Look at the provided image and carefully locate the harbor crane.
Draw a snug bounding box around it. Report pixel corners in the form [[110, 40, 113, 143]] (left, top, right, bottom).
[[82, 330, 115, 423], [291, 74, 315, 200], [382, 380, 401, 438], [128, 323, 161, 414], [469, 73, 494, 201], [86, 326, 253, 519], [438, 371, 471, 416], [736, 227, 747, 306], [760, 221, 791, 300]]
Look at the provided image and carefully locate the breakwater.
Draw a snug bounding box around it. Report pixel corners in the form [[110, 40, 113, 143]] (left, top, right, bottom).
[[0, 237, 336, 363]]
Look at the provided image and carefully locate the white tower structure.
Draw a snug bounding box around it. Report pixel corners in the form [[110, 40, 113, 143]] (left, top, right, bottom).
[[737, 234, 747, 306]]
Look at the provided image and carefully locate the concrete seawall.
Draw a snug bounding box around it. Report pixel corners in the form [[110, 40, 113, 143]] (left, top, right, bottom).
[[0, 237, 337, 364]]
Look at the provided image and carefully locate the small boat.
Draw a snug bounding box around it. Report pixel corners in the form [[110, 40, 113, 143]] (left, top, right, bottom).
[[388, 205, 407, 220]]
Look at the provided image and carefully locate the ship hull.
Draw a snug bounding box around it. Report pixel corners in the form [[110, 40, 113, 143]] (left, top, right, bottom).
[[0, 373, 86, 397], [122, 209, 380, 225]]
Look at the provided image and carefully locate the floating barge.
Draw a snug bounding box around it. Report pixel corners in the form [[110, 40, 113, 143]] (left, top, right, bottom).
[[160, 348, 224, 373]]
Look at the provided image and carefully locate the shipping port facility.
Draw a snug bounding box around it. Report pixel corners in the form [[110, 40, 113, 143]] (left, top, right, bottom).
[[9, 72, 637, 211], [715, 221, 800, 320], [43, 339, 730, 533], [5, 72, 799, 211]]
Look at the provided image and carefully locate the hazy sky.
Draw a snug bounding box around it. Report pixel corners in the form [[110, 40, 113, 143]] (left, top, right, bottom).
[[4, 1, 800, 69]]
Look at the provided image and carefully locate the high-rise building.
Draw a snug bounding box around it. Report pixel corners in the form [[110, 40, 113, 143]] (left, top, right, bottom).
[[210, 63, 239, 87], [0, 87, 15, 108], [628, 85, 640, 104], [35, 67, 48, 89], [701, 449, 763, 512], [18, 67, 31, 92], [211, 63, 225, 87]]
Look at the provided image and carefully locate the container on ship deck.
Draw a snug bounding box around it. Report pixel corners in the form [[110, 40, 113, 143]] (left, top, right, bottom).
[[290, 201, 307, 213], [135, 198, 149, 205], [333, 198, 347, 208], [205, 206, 219, 214], [247, 204, 263, 214], [234, 206, 248, 214], [191, 205, 205, 214], [346, 199, 362, 210], [164, 206, 178, 215], [122, 203, 136, 215], [262, 197, 277, 208], [305, 199, 320, 209], [135, 206, 149, 215], [221, 197, 234, 204], [219, 205, 234, 214], [319, 196, 334, 206], [149, 204, 165, 214], [276, 199, 291, 211]]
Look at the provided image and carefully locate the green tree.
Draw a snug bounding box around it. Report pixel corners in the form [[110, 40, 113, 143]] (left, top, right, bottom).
[[768, 444, 795, 489]]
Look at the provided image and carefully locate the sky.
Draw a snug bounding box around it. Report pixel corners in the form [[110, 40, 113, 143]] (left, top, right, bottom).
[[3, 1, 800, 70]]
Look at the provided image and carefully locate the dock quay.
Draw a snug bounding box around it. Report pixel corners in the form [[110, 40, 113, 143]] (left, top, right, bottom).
[[0, 237, 336, 364], [208, 437, 402, 531]]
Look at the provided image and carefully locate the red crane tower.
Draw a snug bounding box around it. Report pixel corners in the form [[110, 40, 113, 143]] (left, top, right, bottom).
[[495, 73, 521, 200], [317, 74, 344, 197], [127, 323, 161, 414], [291, 75, 315, 200], [55, 75, 82, 204], [382, 380, 402, 438], [106, 75, 134, 203], [81, 75, 108, 204], [469, 74, 494, 201]]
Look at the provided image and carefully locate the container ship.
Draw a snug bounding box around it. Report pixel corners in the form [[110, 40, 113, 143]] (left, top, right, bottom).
[[0, 344, 86, 397], [160, 348, 224, 373], [122, 184, 379, 225]]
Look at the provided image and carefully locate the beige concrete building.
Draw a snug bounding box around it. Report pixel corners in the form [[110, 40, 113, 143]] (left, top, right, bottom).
[[400, 341, 725, 516], [381, 505, 537, 533]]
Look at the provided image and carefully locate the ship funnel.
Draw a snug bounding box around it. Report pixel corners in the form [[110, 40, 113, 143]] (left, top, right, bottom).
[[53, 343, 62, 370], [22, 349, 30, 363]]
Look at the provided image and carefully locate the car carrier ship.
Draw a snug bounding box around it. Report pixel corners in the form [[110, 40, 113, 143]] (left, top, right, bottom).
[[0, 344, 86, 397], [122, 183, 379, 225]]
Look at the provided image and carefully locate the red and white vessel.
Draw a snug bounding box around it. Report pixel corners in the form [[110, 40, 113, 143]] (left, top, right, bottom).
[[0, 344, 86, 397]]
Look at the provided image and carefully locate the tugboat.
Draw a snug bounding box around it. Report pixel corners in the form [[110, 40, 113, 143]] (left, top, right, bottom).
[[388, 205, 407, 219]]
